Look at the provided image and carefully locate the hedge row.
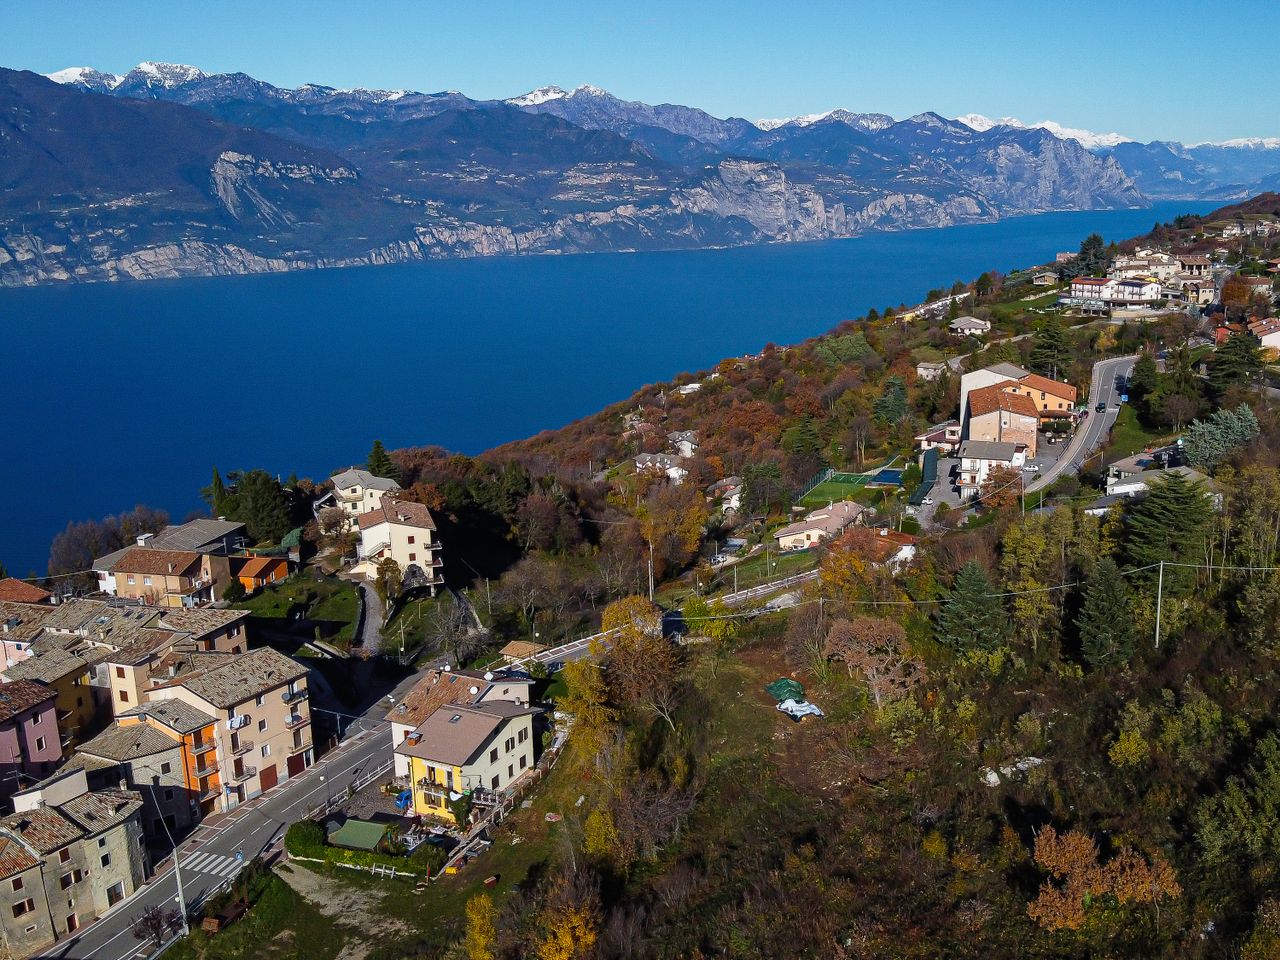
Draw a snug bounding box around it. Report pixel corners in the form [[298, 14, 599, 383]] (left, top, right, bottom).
[[284, 820, 444, 874]]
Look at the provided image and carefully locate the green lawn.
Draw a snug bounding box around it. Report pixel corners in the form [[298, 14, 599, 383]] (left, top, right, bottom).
[[799, 475, 869, 509], [713, 547, 819, 594], [1103, 404, 1170, 462], [233, 574, 360, 650]]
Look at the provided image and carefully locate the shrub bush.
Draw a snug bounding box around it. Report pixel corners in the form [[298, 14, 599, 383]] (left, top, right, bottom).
[[284, 820, 445, 876]]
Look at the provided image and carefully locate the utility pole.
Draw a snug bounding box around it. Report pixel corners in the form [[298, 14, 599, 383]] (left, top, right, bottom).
[[647, 539, 655, 602], [147, 785, 189, 937], [1154, 560, 1165, 649], [733, 564, 738, 594]]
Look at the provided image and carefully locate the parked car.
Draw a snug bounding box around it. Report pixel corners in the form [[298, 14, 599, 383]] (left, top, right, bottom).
[[1023, 464, 1042, 473], [922, 497, 934, 506], [1095, 402, 1107, 412]]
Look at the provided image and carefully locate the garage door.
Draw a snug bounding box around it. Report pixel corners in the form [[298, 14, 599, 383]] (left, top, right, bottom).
[[286, 753, 305, 778], [259, 763, 278, 792]]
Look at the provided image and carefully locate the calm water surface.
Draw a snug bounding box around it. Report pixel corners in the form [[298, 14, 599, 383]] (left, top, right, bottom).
[[0, 201, 1215, 571]]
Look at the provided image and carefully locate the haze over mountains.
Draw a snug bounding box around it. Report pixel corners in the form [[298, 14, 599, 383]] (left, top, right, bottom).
[[0, 62, 1276, 287]]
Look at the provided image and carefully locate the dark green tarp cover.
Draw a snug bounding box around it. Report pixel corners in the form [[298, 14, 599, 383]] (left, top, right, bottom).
[[765, 678, 805, 702], [328, 819, 389, 852]]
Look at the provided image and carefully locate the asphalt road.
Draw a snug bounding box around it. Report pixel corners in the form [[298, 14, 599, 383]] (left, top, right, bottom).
[[34, 674, 421, 960], [1025, 353, 1136, 494]]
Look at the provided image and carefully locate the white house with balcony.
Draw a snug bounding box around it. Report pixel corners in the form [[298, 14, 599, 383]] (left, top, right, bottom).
[[313, 468, 401, 528], [356, 498, 444, 594]]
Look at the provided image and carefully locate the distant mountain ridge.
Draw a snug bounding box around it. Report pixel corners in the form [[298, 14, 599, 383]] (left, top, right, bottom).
[[0, 61, 1254, 286]]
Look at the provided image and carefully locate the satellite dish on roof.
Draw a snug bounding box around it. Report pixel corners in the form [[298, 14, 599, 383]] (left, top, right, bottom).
[[469, 685, 479, 695]]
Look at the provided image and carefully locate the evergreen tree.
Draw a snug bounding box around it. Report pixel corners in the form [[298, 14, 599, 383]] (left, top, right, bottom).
[[1129, 351, 1159, 399], [366, 440, 402, 483], [1027, 317, 1073, 380], [1209, 333, 1262, 396], [1075, 558, 1135, 668], [207, 467, 227, 516], [873, 376, 908, 424], [935, 561, 1008, 651], [1124, 472, 1212, 594], [228, 470, 293, 544], [1183, 404, 1261, 469]]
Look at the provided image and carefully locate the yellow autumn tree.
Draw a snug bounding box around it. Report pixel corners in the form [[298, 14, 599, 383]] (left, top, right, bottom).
[[583, 808, 618, 860], [602, 596, 680, 729], [561, 657, 613, 758], [465, 894, 497, 960], [536, 905, 597, 960]]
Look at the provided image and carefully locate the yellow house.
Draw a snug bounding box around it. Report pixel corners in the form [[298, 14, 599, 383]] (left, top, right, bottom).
[[395, 701, 535, 820]]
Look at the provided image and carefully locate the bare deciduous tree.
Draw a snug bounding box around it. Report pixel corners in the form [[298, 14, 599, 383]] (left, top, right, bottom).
[[824, 617, 924, 709]]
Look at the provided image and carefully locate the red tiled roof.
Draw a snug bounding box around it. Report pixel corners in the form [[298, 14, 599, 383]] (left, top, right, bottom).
[[0, 680, 57, 721], [113, 548, 202, 578], [0, 836, 38, 880], [968, 384, 1040, 419], [1010, 373, 1078, 403], [0, 580, 51, 604]]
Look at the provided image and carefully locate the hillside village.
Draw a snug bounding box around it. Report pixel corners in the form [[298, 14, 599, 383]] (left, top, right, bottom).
[[0, 195, 1279, 957]]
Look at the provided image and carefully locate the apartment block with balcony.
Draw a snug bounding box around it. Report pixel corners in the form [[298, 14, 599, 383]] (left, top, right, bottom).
[[107, 548, 231, 609], [356, 498, 444, 595], [143, 648, 313, 810], [118, 699, 222, 820]]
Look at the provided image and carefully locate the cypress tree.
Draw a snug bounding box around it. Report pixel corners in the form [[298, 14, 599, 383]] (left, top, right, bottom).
[[209, 467, 227, 516], [1075, 558, 1135, 668], [935, 561, 1008, 651]]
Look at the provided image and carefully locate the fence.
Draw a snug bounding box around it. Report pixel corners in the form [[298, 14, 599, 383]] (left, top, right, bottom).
[[796, 467, 835, 501], [300, 758, 394, 821]]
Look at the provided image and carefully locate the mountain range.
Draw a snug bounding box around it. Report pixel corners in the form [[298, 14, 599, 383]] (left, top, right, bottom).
[[0, 62, 1276, 287]]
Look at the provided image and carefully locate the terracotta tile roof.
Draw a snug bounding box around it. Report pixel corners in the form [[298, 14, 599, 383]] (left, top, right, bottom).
[[967, 384, 1040, 419], [0, 807, 82, 854], [2, 644, 100, 685], [112, 548, 202, 578], [357, 498, 437, 532], [234, 556, 284, 580], [119, 699, 216, 735], [171, 647, 306, 709], [78, 721, 180, 762], [0, 835, 39, 880], [499, 641, 547, 660], [56, 789, 143, 837], [1011, 373, 1078, 403], [0, 680, 56, 721], [0, 580, 51, 604], [0, 602, 55, 642], [387, 668, 531, 727], [156, 608, 248, 640], [107, 629, 187, 667]]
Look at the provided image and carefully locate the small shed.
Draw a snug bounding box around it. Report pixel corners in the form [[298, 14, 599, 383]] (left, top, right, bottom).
[[329, 819, 393, 853]]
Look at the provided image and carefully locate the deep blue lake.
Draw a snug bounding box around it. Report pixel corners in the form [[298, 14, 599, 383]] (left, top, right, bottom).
[[0, 201, 1215, 572]]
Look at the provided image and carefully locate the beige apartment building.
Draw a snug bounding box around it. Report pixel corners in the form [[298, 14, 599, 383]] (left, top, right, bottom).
[[110, 548, 232, 609], [356, 498, 444, 594], [143, 648, 313, 808]]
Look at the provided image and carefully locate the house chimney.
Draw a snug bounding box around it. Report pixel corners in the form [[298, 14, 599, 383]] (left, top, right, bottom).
[[137, 533, 154, 548]]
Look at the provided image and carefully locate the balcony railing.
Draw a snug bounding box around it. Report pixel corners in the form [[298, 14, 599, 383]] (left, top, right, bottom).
[[231, 739, 254, 757], [230, 765, 257, 783], [191, 740, 216, 756], [285, 714, 310, 730]]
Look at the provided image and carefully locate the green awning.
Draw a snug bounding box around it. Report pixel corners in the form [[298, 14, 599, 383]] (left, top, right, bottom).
[[765, 678, 805, 702], [328, 819, 389, 852]]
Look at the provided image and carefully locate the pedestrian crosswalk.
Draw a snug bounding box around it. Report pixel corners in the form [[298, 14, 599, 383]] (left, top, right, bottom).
[[180, 851, 244, 878]]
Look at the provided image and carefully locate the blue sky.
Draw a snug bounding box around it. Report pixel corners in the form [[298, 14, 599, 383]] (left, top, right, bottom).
[[4, 0, 1277, 143]]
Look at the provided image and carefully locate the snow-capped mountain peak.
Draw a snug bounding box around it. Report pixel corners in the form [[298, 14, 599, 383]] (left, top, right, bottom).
[[955, 113, 1133, 150], [954, 113, 1025, 133], [507, 85, 569, 106], [572, 84, 609, 97], [755, 109, 896, 133], [1191, 136, 1280, 150], [131, 61, 207, 87], [46, 66, 124, 91]]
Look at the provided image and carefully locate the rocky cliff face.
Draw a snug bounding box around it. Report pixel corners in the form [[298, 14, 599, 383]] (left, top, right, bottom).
[[0, 66, 1159, 288]]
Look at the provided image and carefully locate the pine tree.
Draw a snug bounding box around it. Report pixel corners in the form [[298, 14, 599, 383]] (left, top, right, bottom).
[[1075, 559, 1135, 667], [1209, 333, 1262, 396], [1124, 472, 1211, 593], [366, 440, 401, 482], [873, 376, 908, 424], [208, 467, 227, 516], [935, 561, 1008, 651], [1129, 352, 1158, 398], [1028, 317, 1073, 380]]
